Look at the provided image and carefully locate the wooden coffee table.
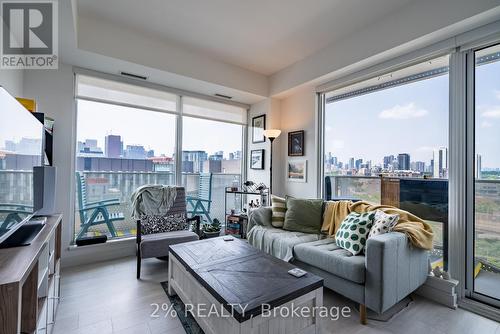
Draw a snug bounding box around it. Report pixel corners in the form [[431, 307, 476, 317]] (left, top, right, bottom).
[[168, 237, 323, 334]]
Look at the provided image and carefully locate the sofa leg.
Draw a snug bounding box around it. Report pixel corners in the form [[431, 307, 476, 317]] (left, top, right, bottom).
[[360, 304, 367, 325]]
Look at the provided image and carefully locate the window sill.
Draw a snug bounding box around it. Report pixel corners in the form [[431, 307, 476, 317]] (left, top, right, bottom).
[[67, 236, 135, 251]]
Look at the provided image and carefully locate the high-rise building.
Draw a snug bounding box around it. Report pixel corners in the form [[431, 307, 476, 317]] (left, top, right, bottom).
[[476, 154, 482, 179], [124, 145, 147, 159], [383, 155, 394, 169], [182, 150, 208, 173], [355, 159, 363, 170], [349, 158, 355, 170], [433, 147, 448, 178], [104, 135, 122, 158], [397, 153, 410, 170]]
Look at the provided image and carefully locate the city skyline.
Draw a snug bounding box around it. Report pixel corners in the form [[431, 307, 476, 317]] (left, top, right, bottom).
[[325, 61, 500, 169], [76, 99, 243, 160]]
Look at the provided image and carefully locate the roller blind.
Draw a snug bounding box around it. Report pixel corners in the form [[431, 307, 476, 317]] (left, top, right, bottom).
[[182, 96, 247, 125], [76, 74, 178, 113]]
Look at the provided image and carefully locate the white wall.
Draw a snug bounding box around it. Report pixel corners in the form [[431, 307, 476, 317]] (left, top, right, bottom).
[[247, 98, 283, 196], [270, 0, 500, 95], [278, 87, 318, 199], [0, 69, 24, 97]]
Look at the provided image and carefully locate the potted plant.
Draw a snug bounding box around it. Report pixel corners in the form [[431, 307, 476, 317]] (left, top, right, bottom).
[[202, 219, 221, 239]]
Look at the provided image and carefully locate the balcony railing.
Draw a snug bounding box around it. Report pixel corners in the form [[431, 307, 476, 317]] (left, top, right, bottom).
[[325, 175, 500, 272], [74, 171, 240, 241]]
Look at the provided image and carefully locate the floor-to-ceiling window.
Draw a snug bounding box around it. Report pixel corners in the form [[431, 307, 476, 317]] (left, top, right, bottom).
[[473, 43, 500, 304], [181, 97, 245, 225], [322, 55, 450, 269], [74, 75, 247, 242], [74, 75, 178, 241]]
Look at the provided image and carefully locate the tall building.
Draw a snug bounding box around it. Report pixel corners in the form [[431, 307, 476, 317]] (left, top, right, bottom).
[[349, 158, 355, 170], [476, 154, 482, 179], [124, 145, 147, 159], [182, 150, 208, 173], [104, 135, 122, 158], [355, 159, 363, 170], [433, 147, 448, 178], [397, 153, 410, 170], [383, 155, 394, 169]]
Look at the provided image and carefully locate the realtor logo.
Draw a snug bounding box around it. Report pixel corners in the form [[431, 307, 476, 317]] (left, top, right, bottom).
[[1, 0, 58, 69]]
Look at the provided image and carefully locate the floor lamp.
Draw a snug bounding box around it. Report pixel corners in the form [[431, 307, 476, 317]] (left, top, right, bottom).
[[263, 129, 281, 196]]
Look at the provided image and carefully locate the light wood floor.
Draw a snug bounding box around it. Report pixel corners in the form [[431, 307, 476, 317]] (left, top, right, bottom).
[[55, 256, 500, 334]]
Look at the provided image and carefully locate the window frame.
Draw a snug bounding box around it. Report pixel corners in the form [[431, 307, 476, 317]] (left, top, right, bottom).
[[316, 22, 500, 317], [72, 68, 249, 243]]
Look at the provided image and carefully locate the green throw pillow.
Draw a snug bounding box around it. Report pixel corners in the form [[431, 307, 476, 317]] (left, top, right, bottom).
[[271, 195, 287, 227], [335, 211, 375, 255], [283, 198, 323, 234]]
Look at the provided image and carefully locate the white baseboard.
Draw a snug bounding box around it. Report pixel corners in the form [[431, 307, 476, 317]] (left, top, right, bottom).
[[415, 275, 459, 309]]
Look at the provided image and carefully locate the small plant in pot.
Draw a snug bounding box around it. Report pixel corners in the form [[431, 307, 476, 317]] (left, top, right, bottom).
[[202, 219, 221, 239]]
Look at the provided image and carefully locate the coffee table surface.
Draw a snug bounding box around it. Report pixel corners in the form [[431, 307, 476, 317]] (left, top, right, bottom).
[[169, 237, 323, 322]]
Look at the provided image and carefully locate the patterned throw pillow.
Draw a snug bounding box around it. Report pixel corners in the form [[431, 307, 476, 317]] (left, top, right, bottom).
[[335, 211, 375, 255], [140, 213, 188, 235], [368, 210, 399, 239], [271, 195, 287, 227]]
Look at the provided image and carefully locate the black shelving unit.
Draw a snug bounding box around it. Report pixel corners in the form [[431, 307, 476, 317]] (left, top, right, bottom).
[[223, 187, 269, 238]]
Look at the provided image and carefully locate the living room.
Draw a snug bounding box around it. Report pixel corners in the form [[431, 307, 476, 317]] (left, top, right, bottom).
[[1, 0, 500, 333]]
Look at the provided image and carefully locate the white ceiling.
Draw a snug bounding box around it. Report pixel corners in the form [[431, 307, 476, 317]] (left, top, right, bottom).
[[76, 0, 416, 76]]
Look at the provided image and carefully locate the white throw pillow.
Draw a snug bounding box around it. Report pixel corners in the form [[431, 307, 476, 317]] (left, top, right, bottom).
[[368, 210, 399, 239]]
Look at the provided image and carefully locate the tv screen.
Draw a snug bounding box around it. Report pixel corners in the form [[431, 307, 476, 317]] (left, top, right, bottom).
[[0, 87, 43, 243]]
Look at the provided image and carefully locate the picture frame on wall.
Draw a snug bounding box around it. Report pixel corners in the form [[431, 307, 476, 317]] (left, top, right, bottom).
[[250, 149, 265, 170], [252, 114, 266, 143], [287, 160, 307, 182], [288, 130, 304, 156]]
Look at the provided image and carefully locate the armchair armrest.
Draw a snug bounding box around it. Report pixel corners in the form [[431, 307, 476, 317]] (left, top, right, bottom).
[[247, 207, 273, 232], [86, 199, 120, 206], [80, 202, 120, 211], [187, 215, 201, 236], [365, 232, 429, 313], [186, 196, 212, 203]]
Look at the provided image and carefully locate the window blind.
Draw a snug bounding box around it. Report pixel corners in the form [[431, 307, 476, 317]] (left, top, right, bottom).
[[182, 96, 247, 125], [76, 74, 178, 113]]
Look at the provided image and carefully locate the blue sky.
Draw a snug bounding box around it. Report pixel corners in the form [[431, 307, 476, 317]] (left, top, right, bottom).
[[325, 59, 500, 169], [76, 100, 243, 158]]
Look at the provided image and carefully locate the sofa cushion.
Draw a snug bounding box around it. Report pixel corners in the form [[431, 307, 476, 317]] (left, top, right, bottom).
[[140, 230, 199, 258], [271, 195, 287, 227], [368, 210, 399, 239], [335, 211, 375, 255], [247, 225, 320, 262], [294, 238, 366, 284], [283, 198, 323, 234]]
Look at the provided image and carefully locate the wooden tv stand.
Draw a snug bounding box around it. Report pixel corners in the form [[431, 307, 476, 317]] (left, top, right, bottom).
[[0, 214, 62, 334]]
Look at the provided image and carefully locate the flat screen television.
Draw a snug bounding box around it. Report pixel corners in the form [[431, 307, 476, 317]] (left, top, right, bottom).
[[0, 86, 44, 244]]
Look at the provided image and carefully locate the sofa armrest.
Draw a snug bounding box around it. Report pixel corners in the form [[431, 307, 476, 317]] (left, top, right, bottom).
[[365, 232, 428, 313], [247, 207, 273, 232]]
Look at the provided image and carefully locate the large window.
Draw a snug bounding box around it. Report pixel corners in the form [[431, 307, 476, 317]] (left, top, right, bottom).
[[323, 56, 449, 269], [74, 75, 247, 242], [473, 44, 500, 304]]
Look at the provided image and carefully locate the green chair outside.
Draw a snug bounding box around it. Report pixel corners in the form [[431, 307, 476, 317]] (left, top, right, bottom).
[[186, 173, 213, 224], [75, 172, 124, 240]]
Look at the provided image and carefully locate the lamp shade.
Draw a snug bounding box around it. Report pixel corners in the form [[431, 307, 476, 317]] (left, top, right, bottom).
[[263, 129, 281, 139]]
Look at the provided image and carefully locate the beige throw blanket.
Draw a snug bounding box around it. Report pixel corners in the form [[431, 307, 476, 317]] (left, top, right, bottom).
[[321, 200, 433, 250]]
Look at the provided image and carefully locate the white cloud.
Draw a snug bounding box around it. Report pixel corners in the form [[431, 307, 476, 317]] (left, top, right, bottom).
[[495, 90, 500, 100], [379, 103, 429, 119], [481, 121, 493, 128], [481, 107, 500, 119]]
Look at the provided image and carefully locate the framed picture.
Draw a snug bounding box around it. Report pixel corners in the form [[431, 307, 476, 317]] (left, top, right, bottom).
[[250, 149, 265, 170], [288, 130, 304, 156], [252, 114, 266, 143], [287, 160, 307, 182]]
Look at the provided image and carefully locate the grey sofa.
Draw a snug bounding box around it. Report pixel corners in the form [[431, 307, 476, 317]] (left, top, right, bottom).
[[247, 206, 429, 324]]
